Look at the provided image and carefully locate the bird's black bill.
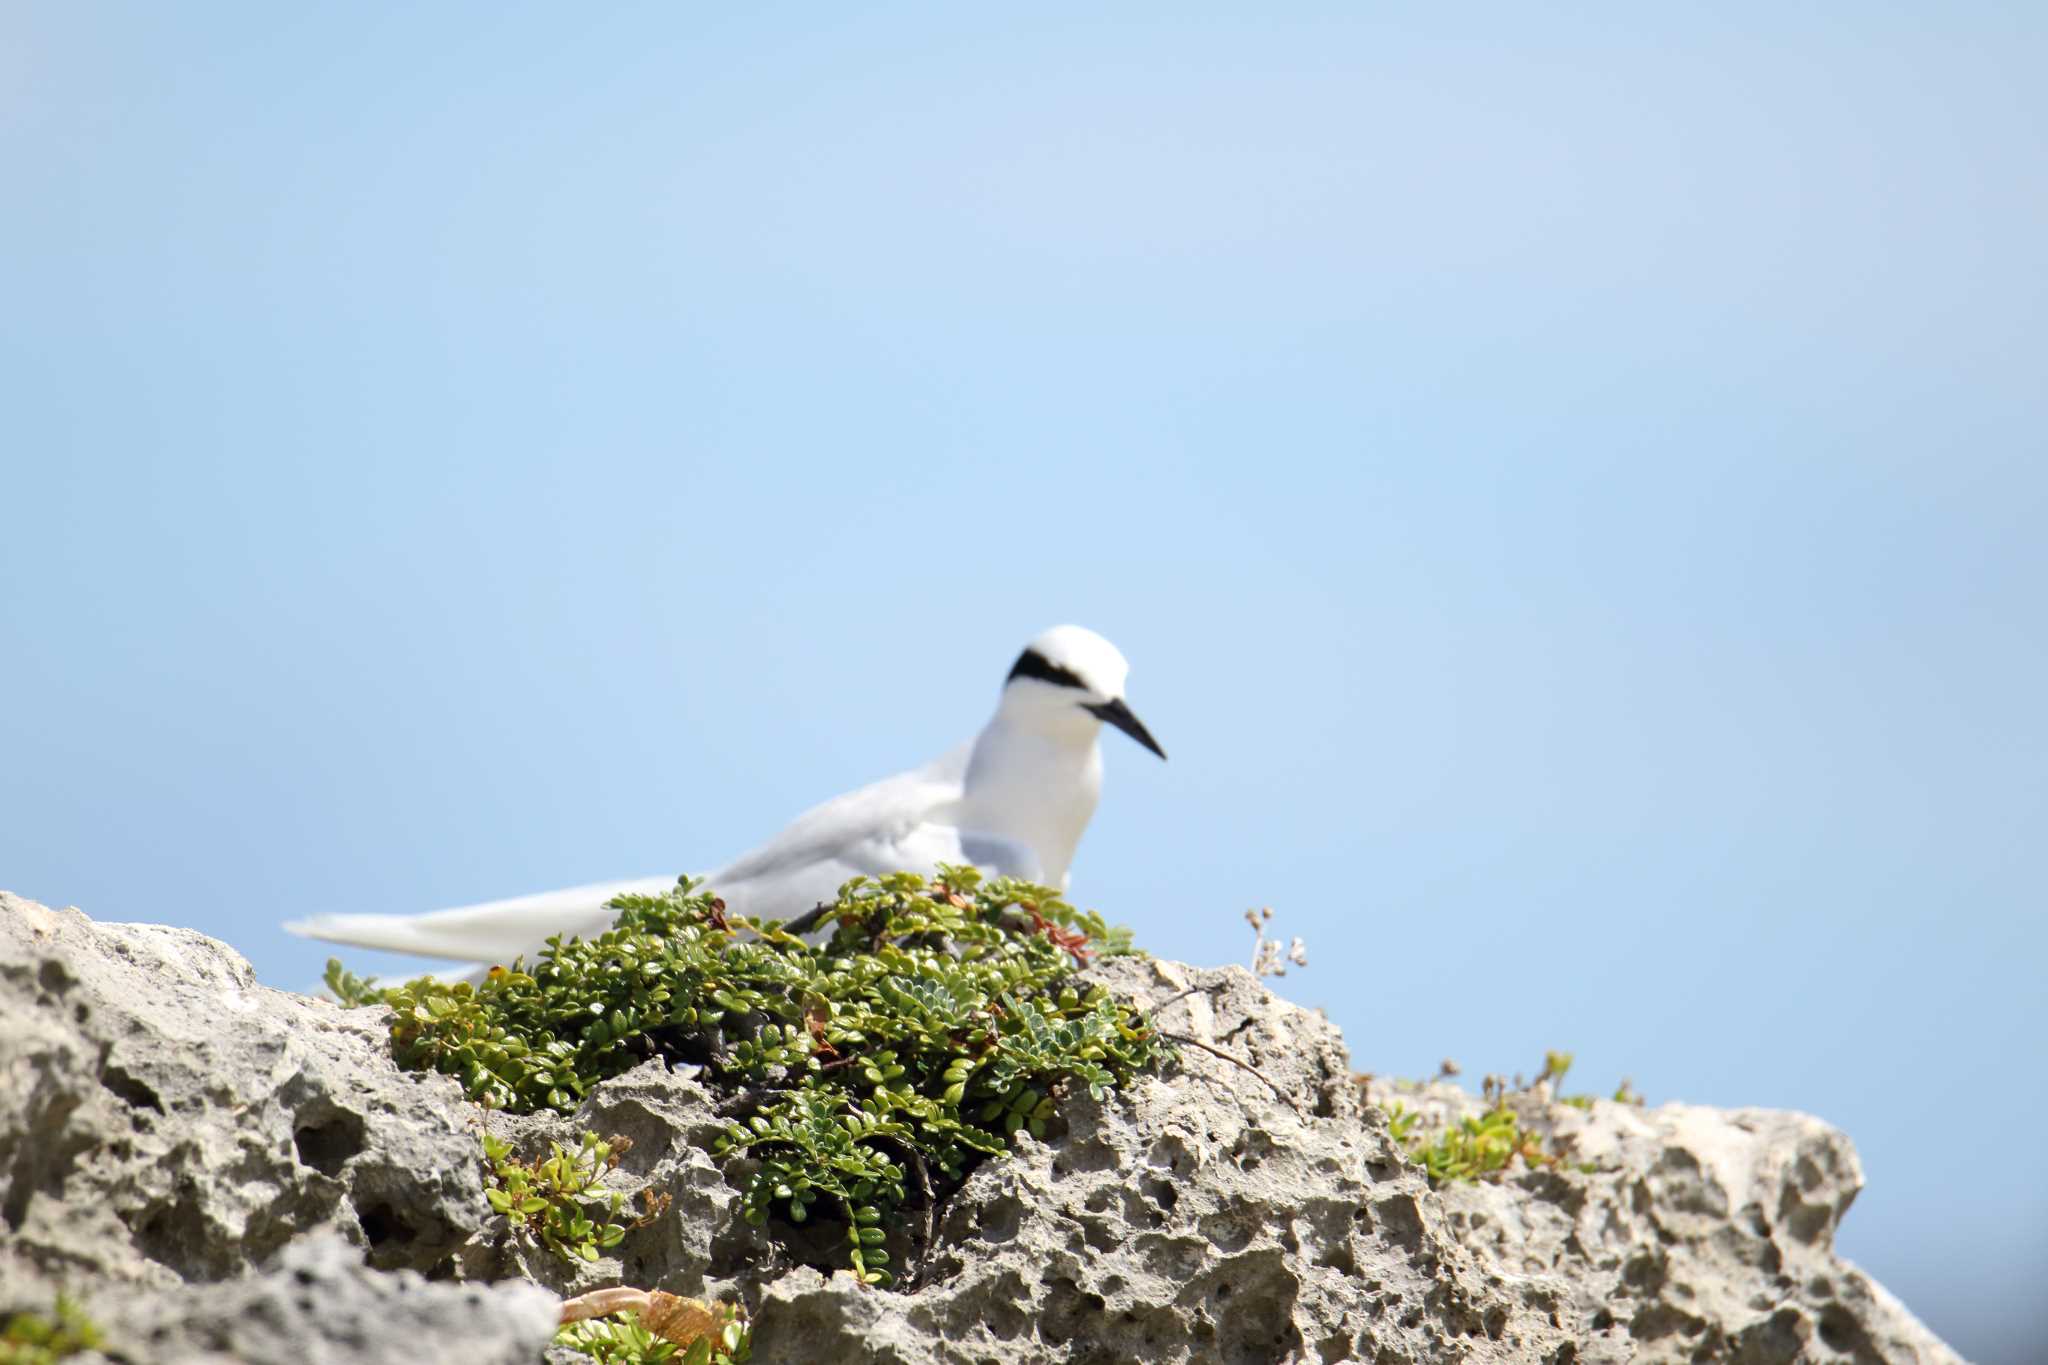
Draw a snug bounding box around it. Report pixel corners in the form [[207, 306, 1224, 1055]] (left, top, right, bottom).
[[1085, 698, 1167, 760]]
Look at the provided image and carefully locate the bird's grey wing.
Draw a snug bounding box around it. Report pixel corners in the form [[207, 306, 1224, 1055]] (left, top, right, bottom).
[[285, 875, 676, 963], [708, 743, 1048, 919], [711, 819, 1042, 922], [710, 745, 970, 886]]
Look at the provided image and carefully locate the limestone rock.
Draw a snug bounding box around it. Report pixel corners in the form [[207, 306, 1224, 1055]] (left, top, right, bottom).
[[1363, 1079, 1963, 1365], [1, 892, 493, 1301], [102, 1233, 559, 1365], [0, 892, 1963, 1364], [731, 957, 1575, 1363]]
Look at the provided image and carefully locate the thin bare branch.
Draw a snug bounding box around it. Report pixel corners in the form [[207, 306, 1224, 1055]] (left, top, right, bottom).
[[781, 903, 834, 937], [1156, 1030, 1302, 1113], [1145, 982, 1223, 1018], [872, 1134, 940, 1289]]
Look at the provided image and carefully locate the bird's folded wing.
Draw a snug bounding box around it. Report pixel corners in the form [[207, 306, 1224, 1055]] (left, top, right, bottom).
[[706, 819, 1041, 922], [285, 875, 676, 963], [702, 745, 1043, 919], [710, 745, 972, 884]]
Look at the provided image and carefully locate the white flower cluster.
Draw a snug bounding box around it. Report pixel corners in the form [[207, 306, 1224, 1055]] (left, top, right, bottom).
[[1244, 906, 1309, 979]]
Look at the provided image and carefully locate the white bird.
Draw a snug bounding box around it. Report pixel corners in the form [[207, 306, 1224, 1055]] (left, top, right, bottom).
[[287, 625, 1165, 973]]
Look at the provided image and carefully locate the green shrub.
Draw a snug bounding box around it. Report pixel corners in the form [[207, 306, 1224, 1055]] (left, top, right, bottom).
[[1389, 1100, 1551, 1183], [347, 866, 1163, 1285], [1387, 1052, 1610, 1184], [0, 1298, 103, 1365]]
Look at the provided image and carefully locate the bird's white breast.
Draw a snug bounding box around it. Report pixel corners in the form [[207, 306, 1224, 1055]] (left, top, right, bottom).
[[959, 718, 1103, 888]]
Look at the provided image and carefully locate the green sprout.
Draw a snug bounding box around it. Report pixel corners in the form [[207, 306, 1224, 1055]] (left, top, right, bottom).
[[481, 1130, 649, 1264], [322, 958, 386, 1008], [1547, 1050, 1599, 1109]]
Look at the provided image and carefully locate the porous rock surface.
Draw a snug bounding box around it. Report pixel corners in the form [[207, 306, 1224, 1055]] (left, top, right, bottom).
[[1357, 1081, 1962, 1365], [0, 892, 1961, 1363], [83, 1234, 560, 1365]]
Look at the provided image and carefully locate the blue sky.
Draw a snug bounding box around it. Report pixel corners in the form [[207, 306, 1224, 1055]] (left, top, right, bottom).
[[3, 5, 2043, 1358]]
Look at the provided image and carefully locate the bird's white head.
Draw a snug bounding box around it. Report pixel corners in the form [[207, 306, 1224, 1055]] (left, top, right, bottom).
[[998, 625, 1166, 760]]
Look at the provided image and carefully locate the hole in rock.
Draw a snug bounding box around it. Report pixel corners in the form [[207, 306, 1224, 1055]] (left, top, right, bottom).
[[101, 1065, 164, 1114], [1211, 1252, 1305, 1364], [1818, 1305, 1880, 1363], [293, 1110, 367, 1176], [1315, 1245, 1359, 1278], [1139, 1176, 1179, 1214], [4, 1095, 92, 1233], [1, 1156, 31, 1231], [359, 1202, 417, 1249], [975, 1193, 1025, 1244], [135, 1195, 224, 1279], [1040, 1275, 1108, 1345], [1370, 1193, 1424, 1253]]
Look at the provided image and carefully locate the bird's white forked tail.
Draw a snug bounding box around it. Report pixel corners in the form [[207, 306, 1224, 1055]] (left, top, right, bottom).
[[286, 876, 675, 964]]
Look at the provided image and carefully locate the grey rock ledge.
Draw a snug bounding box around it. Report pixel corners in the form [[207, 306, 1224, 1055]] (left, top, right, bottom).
[[0, 892, 1961, 1364]]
